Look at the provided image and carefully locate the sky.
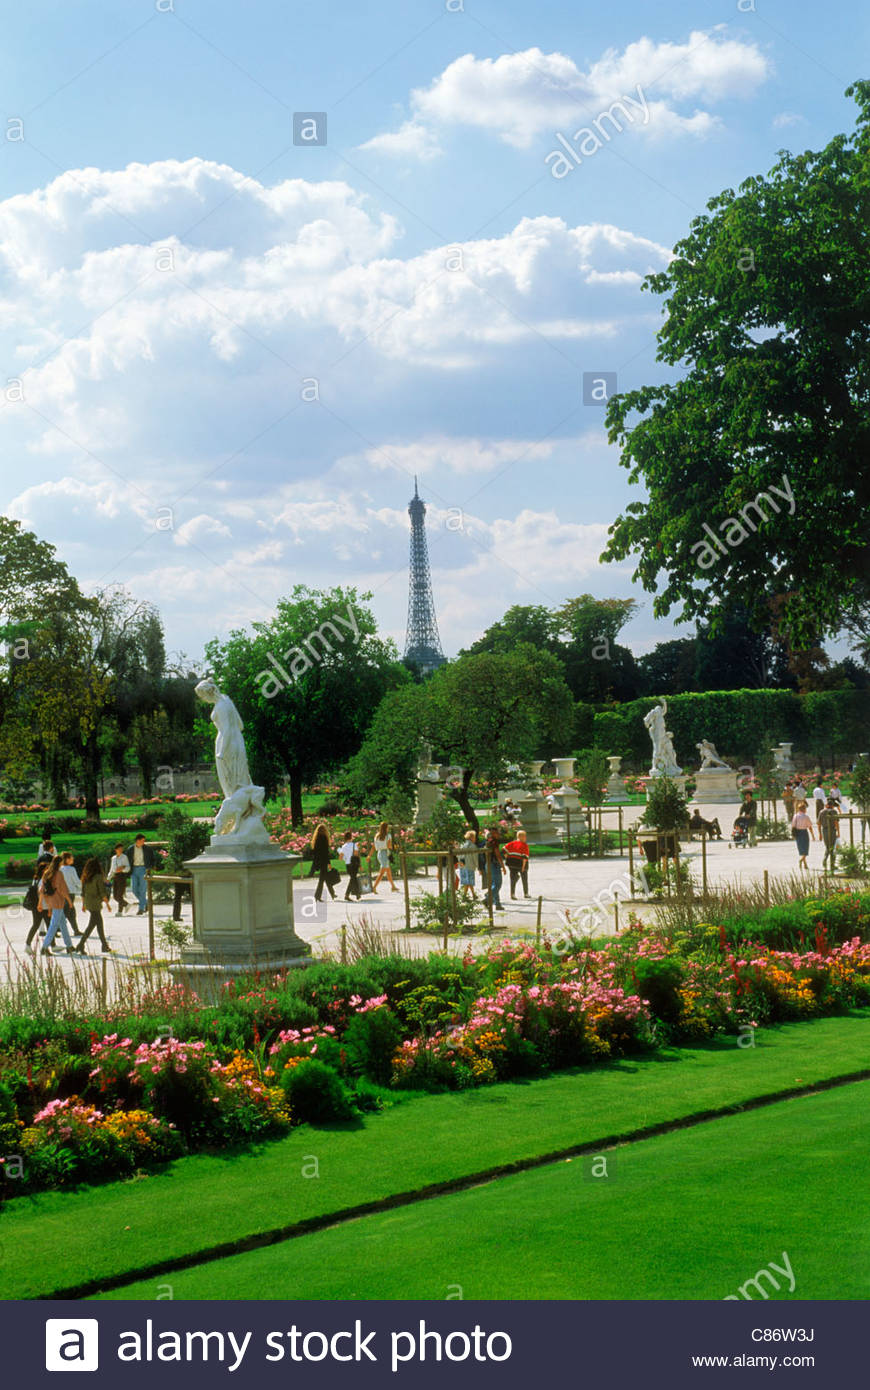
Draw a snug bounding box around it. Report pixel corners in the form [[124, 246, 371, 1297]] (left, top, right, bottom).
[[0, 0, 866, 665]]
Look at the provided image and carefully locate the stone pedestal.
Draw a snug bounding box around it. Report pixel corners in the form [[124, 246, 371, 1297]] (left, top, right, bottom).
[[517, 795, 562, 846], [414, 775, 443, 825], [170, 841, 310, 994], [693, 769, 742, 804], [605, 756, 629, 802]]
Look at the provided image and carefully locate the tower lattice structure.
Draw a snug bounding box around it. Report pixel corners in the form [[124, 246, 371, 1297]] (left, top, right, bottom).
[[403, 477, 446, 675]]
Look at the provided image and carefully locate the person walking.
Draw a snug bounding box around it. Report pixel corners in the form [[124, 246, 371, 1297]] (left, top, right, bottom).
[[812, 780, 827, 824], [107, 843, 131, 914], [125, 834, 156, 916], [39, 855, 75, 955], [24, 863, 50, 952], [36, 837, 56, 868], [342, 836, 363, 902], [75, 858, 113, 953], [740, 791, 758, 848], [791, 799, 816, 872], [483, 826, 505, 911], [310, 822, 337, 901], [459, 829, 478, 899], [504, 828, 531, 899], [818, 798, 840, 873], [372, 822, 400, 893], [782, 782, 795, 825], [59, 852, 83, 936]]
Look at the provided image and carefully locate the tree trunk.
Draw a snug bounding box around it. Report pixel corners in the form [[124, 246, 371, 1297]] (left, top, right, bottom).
[[449, 768, 479, 832], [81, 728, 100, 821], [289, 769, 304, 827]]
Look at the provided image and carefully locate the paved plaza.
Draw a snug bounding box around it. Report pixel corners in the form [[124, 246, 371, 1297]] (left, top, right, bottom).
[[0, 801, 853, 986]]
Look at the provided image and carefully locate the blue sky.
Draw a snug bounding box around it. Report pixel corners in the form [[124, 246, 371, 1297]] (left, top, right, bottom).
[[0, 0, 865, 662]]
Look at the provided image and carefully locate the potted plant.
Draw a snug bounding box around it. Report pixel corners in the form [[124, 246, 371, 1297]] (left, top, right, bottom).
[[638, 776, 689, 864]]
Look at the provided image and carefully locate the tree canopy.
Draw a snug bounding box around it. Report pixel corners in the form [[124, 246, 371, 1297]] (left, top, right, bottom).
[[206, 586, 407, 824], [603, 82, 870, 648]]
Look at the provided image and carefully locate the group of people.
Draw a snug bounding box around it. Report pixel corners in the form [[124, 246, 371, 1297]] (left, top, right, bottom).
[[23, 833, 157, 957], [310, 821, 402, 903], [307, 819, 532, 913], [456, 826, 531, 911], [686, 776, 846, 872]]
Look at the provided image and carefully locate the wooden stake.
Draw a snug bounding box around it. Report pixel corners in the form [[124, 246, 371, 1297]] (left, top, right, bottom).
[[146, 871, 155, 961], [536, 895, 542, 948], [401, 852, 411, 930]]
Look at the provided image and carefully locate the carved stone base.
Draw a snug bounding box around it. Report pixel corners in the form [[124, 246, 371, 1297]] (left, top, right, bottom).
[[693, 769, 742, 804], [170, 846, 310, 995]]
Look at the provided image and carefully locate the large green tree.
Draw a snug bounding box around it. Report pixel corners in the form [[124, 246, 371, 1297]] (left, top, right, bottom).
[[603, 82, 870, 648], [206, 586, 407, 824]]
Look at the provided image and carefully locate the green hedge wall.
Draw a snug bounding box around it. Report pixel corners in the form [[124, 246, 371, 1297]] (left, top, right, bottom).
[[588, 688, 870, 770]]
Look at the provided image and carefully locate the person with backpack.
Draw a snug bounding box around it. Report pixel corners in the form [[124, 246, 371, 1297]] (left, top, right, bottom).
[[74, 858, 113, 954], [39, 855, 75, 956]]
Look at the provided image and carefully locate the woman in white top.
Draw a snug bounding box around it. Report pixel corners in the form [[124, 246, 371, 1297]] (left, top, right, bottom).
[[372, 821, 399, 893]]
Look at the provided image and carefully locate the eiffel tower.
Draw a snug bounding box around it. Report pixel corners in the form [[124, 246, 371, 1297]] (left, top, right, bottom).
[[403, 477, 446, 675]]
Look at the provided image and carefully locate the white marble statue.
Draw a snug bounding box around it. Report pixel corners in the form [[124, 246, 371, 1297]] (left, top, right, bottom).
[[195, 678, 270, 843], [644, 700, 682, 778], [696, 739, 730, 772]]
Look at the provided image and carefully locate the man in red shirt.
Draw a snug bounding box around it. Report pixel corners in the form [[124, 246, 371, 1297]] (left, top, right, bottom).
[[504, 828, 530, 900]]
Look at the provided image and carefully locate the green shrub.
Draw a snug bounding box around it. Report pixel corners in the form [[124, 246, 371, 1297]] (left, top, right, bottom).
[[342, 1008, 403, 1084], [641, 776, 689, 833], [279, 1058, 355, 1124], [632, 957, 685, 1024], [411, 891, 485, 934], [158, 807, 211, 872]]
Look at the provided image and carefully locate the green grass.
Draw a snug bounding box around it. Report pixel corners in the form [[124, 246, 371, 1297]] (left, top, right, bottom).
[[1, 1013, 867, 1299], [100, 1081, 870, 1301]]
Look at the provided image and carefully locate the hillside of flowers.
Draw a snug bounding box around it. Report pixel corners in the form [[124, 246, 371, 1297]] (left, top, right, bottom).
[[1, 891, 869, 1196]]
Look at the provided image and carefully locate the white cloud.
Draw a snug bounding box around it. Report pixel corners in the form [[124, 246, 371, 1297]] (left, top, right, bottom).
[[363, 32, 771, 154], [173, 513, 233, 546], [0, 158, 664, 657], [358, 120, 442, 161], [772, 111, 807, 129]]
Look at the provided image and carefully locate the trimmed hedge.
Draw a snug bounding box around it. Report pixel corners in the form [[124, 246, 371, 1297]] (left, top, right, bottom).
[[590, 687, 870, 769]]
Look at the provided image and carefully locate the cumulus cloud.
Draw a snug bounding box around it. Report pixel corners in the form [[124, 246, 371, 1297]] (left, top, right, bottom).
[[357, 120, 442, 161], [0, 157, 663, 656], [361, 31, 771, 154]]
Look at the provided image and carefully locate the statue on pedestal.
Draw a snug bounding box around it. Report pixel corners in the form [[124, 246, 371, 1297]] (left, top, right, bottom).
[[696, 739, 730, 772], [195, 679, 270, 844], [643, 700, 682, 777]]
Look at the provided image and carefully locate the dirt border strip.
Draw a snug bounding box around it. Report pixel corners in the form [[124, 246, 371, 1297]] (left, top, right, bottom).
[[44, 1066, 870, 1302]]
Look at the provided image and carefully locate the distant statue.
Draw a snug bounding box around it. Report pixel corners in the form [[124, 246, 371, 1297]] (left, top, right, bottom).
[[643, 700, 682, 778], [416, 739, 440, 781], [696, 739, 730, 772], [195, 679, 270, 843]]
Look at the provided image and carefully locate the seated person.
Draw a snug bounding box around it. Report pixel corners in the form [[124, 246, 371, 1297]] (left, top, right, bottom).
[[688, 808, 722, 840]]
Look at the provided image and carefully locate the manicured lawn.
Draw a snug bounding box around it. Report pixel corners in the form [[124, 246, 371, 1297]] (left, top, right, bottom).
[[1, 1013, 867, 1299], [103, 1081, 870, 1301]]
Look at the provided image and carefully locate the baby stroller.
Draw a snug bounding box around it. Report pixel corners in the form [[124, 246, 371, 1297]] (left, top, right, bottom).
[[729, 815, 750, 849]]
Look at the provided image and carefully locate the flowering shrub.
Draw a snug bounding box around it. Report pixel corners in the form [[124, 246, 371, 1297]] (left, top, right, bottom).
[[2, 892, 869, 1195]]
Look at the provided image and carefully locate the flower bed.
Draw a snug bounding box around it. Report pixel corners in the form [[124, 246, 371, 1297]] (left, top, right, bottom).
[[1, 893, 869, 1195]]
